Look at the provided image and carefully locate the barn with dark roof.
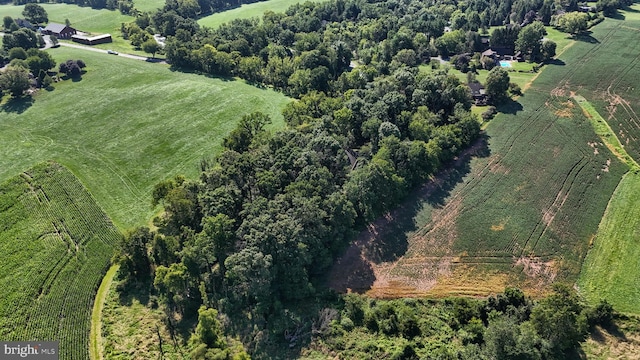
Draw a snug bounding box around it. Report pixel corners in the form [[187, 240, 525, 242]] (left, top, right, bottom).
[[42, 23, 77, 39]]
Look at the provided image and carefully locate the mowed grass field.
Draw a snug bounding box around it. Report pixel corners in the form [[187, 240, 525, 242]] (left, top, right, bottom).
[[0, 3, 132, 34], [578, 172, 640, 314], [331, 16, 640, 299], [197, 0, 324, 29], [0, 162, 121, 359], [132, 0, 165, 12], [0, 47, 290, 230]]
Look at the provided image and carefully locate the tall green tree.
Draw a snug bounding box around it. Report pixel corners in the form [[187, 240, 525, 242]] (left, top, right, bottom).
[[485, 67, 510, 104], [116, 227, 153, 283], [530, 284, 588, 357], [515, 21, 546, 61], [223, 112, 271, 153], [22, 3, 48, 24], [555, 12, 588, 34], [2, 29, 38, 51], [3, 16, 16, 31], [0, 66, 30, 97], [142, 39, 161, 58]]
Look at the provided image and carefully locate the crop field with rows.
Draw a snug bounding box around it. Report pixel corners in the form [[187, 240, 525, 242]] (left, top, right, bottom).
[[330, 9, 640, 300], [0, 162, 120, 359]]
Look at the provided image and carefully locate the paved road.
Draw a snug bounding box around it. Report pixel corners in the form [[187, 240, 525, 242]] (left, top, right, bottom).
[[0, 32, 167, 64], [57, 41, 167, 63]]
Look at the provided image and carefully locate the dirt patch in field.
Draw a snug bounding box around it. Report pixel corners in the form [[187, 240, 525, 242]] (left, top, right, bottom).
[[514, 256, 558, 284], [554, 100, 575, 118], [550, 82, 571, 97], [327, 136, 490, 296]]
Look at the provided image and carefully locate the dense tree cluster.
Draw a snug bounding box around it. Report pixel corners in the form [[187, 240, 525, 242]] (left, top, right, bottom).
[[319, 287, 614, 359], [121, 0, 595, 96], [115, 62, 480, 354], [1, 28, 41, 51]]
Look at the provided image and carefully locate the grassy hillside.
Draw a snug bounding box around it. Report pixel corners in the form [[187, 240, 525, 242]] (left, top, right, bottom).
[[197, 0, 324, 29], [0, 3, 149, 55], [578, 172, 640, 314], [0, 162, 120, 359], [133, 0, 165, 12], [0, 47, 291, 230], [330, 16, 640, 298], [0, 3, 133, 34]]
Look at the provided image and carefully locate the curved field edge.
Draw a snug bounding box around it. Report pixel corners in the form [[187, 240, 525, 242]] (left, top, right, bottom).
[[0, 161, 120, 359], [90, 264, 119, 360], [0, 46, 290, 230], [577, 172, 640, 314]]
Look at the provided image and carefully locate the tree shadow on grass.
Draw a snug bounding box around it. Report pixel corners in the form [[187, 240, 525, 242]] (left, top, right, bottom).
[[497, 98, 524, 114], [1, 96, 34, 114], [575, 33, 600, 44], [609, 11, 626, 20], [169, 65, 235, 82], [117, 280, 151, 307], [546, 58, 566, 66], [326, 134, 491, 293]]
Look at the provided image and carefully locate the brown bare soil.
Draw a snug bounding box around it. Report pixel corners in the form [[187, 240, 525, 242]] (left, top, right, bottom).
[[327, 138, 490, 296]]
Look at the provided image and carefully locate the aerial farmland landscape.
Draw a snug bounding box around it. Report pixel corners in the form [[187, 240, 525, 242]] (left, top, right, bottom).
[[1, 0, 640, 358]]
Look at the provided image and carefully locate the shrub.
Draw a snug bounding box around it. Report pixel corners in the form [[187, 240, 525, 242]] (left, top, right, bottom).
[[482, 106, 497, 121], [509, 82, 522, 96], [585, 299, 614, 329]]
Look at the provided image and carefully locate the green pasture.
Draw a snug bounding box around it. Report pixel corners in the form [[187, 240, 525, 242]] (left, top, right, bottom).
[[0, 3, 133, 34], [133, 0, 165, 12], [0, 162, 120, 359], [0, 47, 291, 230], [197, 0, 324, 29], [578, 172, 640, 314], [0, 4, 152, 56]]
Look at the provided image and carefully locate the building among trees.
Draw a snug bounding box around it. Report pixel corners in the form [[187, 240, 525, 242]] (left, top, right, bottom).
[[468, 82, 487, 105], [15, 18, 35, 30], [42, 23, 76, 39]]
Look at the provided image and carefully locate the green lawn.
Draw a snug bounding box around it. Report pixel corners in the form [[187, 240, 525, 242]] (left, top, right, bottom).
[[197, 0, 324, 29], [0, 47, 291, 230], [0, 162, 121, 360], [578, 172, 640, 314]]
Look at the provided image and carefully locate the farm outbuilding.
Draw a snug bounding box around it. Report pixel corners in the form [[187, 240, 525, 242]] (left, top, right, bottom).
[[42, 23, 77, 39], [71, 34, 112, 45]]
